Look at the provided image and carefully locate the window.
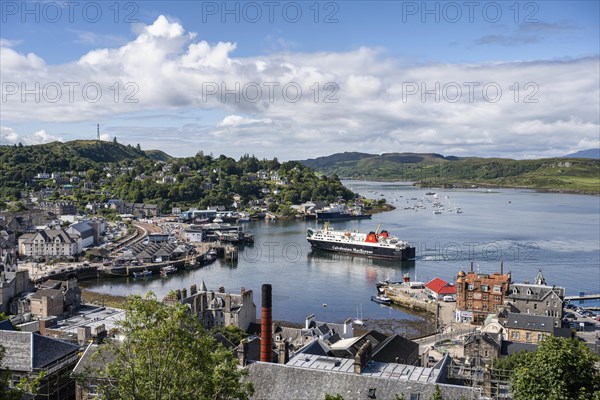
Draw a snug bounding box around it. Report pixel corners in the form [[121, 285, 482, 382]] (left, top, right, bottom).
[[534, 303, 538, 310], [467, 293, 473, 299], [526, 332, 531, 342], [511, 331, 519, 339], [494, 285, 502, 293], [483, 303, 488, 310], [494, 295, 501, 302], [410, 394, 421, 400], [468, 284, 474, 290], [467, 302, 472, 309], [481, 285, 489, 292], [482, 294, 488, 301], [537, 333, 543, 342]]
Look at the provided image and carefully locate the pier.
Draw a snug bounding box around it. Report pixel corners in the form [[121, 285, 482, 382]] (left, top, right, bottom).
[[565, 294, 600, 301]]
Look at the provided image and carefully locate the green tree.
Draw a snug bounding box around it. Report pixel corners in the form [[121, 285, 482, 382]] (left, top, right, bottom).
[[87, 293, 253, 400], [430, 384, 443, 400], [510, 336, 600, 400], [324, 394, 344, 400], [211, 325, 248, 346]]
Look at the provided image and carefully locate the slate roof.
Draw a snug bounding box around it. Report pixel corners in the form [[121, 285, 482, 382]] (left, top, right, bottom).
[[247, 355, 477, 400], [500, 340, 538, 356], [0, 319, 14, 331], [72, 343, 116, 376], [30, 288, 63, 301], [19, 229, 77, 244], [0, 330, 79, 372], [68, 222, 94, 239], [40, 279, 63, 290], [371, 335, 419, 364], [508, 283, 564, 302], [505, 312, 554, 333]]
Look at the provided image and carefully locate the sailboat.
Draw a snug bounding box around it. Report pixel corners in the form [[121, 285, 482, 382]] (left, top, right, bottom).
[[354, 304, 364, 326]]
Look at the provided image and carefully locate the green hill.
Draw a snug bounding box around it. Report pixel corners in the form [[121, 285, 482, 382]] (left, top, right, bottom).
[[145, 149, 174, 162], [298, 153, 600, 194]]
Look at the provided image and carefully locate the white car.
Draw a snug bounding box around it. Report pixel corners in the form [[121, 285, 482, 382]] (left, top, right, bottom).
[[443, 295, 456, 302]]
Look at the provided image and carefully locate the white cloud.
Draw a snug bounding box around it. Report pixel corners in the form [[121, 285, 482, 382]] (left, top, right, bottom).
[[0, 126, 19, 143], [218, 115, 272, 127], [0, 15, 598, 159], [0, 127, 63, 145]]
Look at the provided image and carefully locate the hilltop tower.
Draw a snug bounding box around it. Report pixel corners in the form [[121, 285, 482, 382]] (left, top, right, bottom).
[[97, 124, 100, 141]]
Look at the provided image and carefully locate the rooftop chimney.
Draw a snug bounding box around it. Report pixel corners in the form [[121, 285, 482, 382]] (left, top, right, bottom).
[[260, 284, 273, 363]]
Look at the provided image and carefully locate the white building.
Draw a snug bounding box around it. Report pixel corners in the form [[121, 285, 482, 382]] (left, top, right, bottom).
[[18, 229, 81, 259]]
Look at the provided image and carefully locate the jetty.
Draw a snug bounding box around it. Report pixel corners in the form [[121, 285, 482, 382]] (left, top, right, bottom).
[[565, 293, 600, 301]]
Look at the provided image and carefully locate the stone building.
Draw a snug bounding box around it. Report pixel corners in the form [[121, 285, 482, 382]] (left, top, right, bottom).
[[0, 270, 32, 314], [463, 331, 502, 364], [455, 263, 511, 324], [0, 328, 80, 399], [506, 270, 564, 327], [164, 281, 256, 331], [505, 312, 560, 344], [30, 289, 65, 318]]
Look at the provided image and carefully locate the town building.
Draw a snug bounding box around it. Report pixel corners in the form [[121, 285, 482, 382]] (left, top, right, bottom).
[[425, 277, 456, 300], [0, 270, 32, 314], [18, 229, 81, 260], [164, 282, 257, 331], [462, 331, 502, 364], [0, 237, 17, 272], [455, 263, 511, 323], [505, 312, 571, 344], [30, 289, 64, 319], [38, 201, 77, 216], [67, 221, 95, 248], [0, 326, 80, 399], [506, 270, 565, 327]]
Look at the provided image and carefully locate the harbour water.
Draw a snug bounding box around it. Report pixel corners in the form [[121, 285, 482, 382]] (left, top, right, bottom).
[[81, 182, 600, 324]]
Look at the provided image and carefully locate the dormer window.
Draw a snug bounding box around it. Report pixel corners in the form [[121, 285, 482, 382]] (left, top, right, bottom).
[[527, 289, 533, 296], [512, 288, 518, 294]]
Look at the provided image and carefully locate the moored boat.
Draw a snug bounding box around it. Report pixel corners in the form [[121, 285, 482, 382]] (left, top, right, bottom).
[[371, 295, 392, 305], [133, 269, 152, 278], [306, 223, 415, 260], [160, 265, 177, 277]]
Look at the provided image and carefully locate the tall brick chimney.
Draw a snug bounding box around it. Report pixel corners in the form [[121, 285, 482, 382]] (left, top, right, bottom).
[[260, 284, 273, 363]]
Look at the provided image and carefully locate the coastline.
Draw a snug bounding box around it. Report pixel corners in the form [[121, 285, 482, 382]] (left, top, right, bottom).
[[342, 178, 600, 195]]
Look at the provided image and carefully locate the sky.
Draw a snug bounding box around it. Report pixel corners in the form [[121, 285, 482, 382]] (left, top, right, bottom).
[[1, 0, 599, 160]]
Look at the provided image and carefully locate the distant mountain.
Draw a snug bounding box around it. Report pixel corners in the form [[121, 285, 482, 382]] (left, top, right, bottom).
[[562, 149, 600, 159], [297, 152, 600, 194]]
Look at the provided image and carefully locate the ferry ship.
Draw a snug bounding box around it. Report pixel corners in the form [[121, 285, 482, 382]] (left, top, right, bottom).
[[306, 223, 416, 260]]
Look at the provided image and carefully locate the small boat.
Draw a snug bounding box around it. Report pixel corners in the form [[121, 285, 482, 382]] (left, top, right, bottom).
[[371, 295, 392, 305], [456, 208, 463, 214], [425, 192, 436, 196], [160, 265, 177, 277], [213, 217, 224, 223], [433, 210, 442, 215], [204, 249, 218, 263], [376, 280, 389, 294], [133, 269, 152, 278]]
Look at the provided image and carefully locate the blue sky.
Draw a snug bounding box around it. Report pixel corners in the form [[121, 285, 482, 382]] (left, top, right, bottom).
[[1, 1, 599, 159]]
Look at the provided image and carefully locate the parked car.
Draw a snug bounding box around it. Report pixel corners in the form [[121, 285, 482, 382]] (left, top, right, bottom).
[[443, 295, 456, 302], [595, 316, 600, 321]]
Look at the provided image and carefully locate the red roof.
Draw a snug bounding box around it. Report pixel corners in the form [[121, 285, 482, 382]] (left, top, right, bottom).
[[425, 277, 456, 295]]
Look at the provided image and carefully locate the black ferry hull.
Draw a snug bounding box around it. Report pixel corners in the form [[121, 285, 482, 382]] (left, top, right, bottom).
[[307, 238, 415, 260]]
